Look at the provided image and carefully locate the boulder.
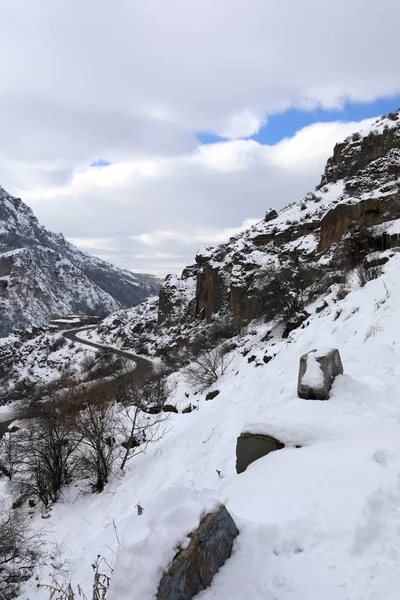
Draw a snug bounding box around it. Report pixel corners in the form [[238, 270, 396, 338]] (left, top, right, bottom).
[[264, 208, 278, 222], [297, 348, 343, 400], [162, 404, 178, 413], [236, 432, 284, 474], [157, 505, 239, 600], [205, 390, 220, 401]]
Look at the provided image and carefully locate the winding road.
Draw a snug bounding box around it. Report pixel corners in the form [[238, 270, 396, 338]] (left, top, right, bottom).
[[0, 327, 154, 437], [63, 326, 154, 378]]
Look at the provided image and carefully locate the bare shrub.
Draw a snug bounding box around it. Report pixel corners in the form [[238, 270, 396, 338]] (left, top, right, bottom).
[[5, 399, 81, 507], [259, 263, 330, 321], [38, 555, 111, 600], [0, 507, 42, 599], [356, 259, 384, 287], [184, 348, 232, 390], [113, 364, 172, 470], [49, 335, 67, 353]]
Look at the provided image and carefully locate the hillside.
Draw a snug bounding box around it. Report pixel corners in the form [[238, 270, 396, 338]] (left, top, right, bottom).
[[16, 251, 400, 600], [0, 186, 160, 337], [85, 110, 400, 358], [2, 109, 400, 600]]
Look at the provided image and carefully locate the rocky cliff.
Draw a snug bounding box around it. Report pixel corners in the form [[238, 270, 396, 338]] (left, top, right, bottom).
[[0, 187, 160, 337], [93, 109, 400, 357]]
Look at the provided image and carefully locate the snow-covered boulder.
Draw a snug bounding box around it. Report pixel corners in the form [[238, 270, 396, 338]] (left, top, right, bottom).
[[157, 504, 238, 600], [236, 432, 285, 474], [108, 486, 238, 600], [298, 348, 343, 400]]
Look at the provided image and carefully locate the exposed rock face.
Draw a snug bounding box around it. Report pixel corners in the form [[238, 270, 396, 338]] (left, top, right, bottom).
[[236, 432, 284, 474], [195, 263, 228, 321], [319, 122, 400, 188], [98, 110, 400, 354], [0, 186, 160, 337], [318, 196, 400, 252], [298, 348, 343, 400], [157, 505, 239, 600], [153, 110, 400, 331]]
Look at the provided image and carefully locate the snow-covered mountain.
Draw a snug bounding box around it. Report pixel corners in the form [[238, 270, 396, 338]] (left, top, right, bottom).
[[0, 187, 160, 337], [89, 110, 400, 359], [4, 109, 400, 600]]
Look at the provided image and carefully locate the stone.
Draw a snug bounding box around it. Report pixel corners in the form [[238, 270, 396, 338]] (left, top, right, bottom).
[[157, 504, 238, 600], [205, 390, 220, 401], [264, 208, 278, 222], [236, 432, 284, 474], [163, 404, 178, 413], [297, 348, 343, 400], [282, 312, 309, 338], [182, 404, 193, 414]]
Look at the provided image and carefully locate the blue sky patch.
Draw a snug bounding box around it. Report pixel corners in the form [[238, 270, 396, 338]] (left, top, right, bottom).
[[90, 158, 111, 167], [197, 96, 400, 146]]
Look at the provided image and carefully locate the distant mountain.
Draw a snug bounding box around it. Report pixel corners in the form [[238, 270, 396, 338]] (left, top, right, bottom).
[[0, 186, 160, 337]]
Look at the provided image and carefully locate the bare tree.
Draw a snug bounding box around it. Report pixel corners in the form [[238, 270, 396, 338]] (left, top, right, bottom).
[[4, 398, 81, 508], [113, 365, 171, 470], [69, 386, 120, 493], [184, 348, 232, 390]]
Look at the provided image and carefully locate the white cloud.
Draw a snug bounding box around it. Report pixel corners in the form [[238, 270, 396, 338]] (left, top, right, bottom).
[[218, 110, 265, 140], [20, 119, 369, 274], [0, 0, 398, 273]]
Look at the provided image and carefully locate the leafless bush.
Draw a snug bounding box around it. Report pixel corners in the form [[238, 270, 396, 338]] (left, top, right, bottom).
[[112, 364, 172, 470], [356, 259, 384, 287], [5, 399, 81, 507], [184, 348, 232, 390], [0, 507, 43, 599], [38, 555, 111, 600], [49, 335, 67, 353], [258, 263, 329, 321]]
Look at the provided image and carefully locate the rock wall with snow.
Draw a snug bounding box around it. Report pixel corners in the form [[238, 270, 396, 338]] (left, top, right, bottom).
[[92, 109, 400, 358]]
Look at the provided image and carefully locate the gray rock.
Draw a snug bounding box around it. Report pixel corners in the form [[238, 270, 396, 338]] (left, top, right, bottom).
[[162, 404, 178, 413], [298, 348, 343, 400], [157, 504, 239, 600], [264, 208, 278, 222], [236, 432, 284, 474]]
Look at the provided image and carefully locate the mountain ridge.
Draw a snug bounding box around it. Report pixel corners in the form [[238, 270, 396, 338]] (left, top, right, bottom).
[[0, 186, 160, 337], [87, 108, 400, 359]]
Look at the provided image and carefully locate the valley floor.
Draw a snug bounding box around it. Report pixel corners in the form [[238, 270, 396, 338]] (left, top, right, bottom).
[[14, 254, 400, 600]]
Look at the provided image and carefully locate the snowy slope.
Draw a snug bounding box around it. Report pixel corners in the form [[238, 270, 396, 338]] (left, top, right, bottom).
[[16, 252, 400, 600], [0, 186, 160, 337]]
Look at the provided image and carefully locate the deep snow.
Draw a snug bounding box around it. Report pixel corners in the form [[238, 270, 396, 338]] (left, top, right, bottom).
[[11, 251, 400, 600]]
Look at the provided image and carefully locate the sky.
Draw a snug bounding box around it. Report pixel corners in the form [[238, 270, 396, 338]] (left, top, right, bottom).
[[0, 1, 400, 276]]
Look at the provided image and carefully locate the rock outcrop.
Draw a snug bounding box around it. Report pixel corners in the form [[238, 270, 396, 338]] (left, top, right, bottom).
[[157, 505, 239, 600], [236, 432, 284, 473], [298, 348, 343, 400], [153, 110, 400, 332], [92, 109, 400, 358]]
